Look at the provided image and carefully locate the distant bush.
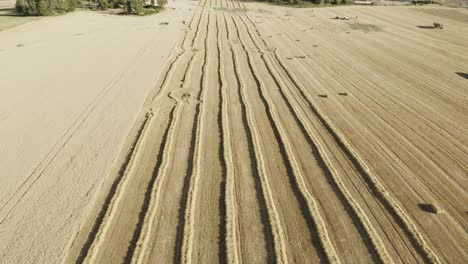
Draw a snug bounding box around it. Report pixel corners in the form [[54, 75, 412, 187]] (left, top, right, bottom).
[[157, 0, 167, 7], [134, 0, 144, 14], [66, 0, 78, 11], [16, 0, 162, 16], [258, 0, 351, 5], [15, 0, 78, 15], [37, 0, 50, 15], [111, 0, 123, 8], [15, 0, 28, 14], [411, 0, 434, 4], [98, 0, 110, 9]]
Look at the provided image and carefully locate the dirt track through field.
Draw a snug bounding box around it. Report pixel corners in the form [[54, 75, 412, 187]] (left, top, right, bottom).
[[63, 1, 468, 263]]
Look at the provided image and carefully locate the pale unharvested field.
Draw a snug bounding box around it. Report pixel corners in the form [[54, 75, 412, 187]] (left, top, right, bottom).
[[0, 1, 196, 263], [8, 0, 468, 263]]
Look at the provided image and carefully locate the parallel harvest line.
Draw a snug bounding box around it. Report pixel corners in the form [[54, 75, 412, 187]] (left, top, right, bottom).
[[175, 2, 211, 262], [267, 16, 467, 230], [124, 105, 178, 263], [247, 13, 443, 262], [305, 45, 468, 228], [239, 12, 387, 263], [181, 7, 212, 263], [70, 3, 207, 261], [191, 0, 209, 48], [238, 13, 387, 262], [230, 11, 296, 263], [232, 14, 335, 264], [224, 11, 278, 264], [271, 48, 442, 264], [241, 13, 408, 263], [271, 14, 468, 216], [243, 11, 420, 263], [265, 51, 391, 263], [216, 11, 242, 264], [131, 15, 205, 260]]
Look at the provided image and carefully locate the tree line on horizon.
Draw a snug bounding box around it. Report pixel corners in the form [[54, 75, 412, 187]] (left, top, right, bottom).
[[259, 0, 352, 5], [15, 0, 167, 16]]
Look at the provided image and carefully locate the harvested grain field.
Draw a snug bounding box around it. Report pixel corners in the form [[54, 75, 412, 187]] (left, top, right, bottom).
[[59, 1, 468, 263]]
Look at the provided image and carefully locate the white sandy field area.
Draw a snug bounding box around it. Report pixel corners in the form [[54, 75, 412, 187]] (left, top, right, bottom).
[[0, 1, 195, 263]]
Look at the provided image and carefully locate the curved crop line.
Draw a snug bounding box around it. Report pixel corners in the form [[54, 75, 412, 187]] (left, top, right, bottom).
[[72, 2, 206, 261], [241, 13, 414, 261], [232, 15, 338, 263], [261, 13, 467, 232], [266, 51, 391, 263], [151, 0, 204, 103], [132, 31, 201, 264], [74, 109, 155, 264], [125, 105, 180, 264], [238, 13, 392, 262], [290, 13, 467, 141], [257, 13, 443, 262], [298, 39, 468, 227], [238, 11, 395, 263], [132, 11, 205, 260], [235, 13, 348, 263], [271, 54, 394, 264], [272, 49, 442, 264]]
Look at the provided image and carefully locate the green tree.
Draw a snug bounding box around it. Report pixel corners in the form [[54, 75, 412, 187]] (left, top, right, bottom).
[[66, 0, 78, 11], [16, 0, 72, 15], [97, 0, 109, 9], [16, 0, 28, 14], [37, 0, 49, 15]]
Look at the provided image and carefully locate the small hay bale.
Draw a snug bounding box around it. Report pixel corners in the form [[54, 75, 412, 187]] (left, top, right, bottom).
[[433, 22, 443, 29], [160, 22, 169, 25], [318, 94, 328, 98], [418, 203, 439, 214], [338, 92, 348, 96]]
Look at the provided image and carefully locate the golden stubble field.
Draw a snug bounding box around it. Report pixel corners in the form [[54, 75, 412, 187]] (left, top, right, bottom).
[[63, 0, 467, 263]]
